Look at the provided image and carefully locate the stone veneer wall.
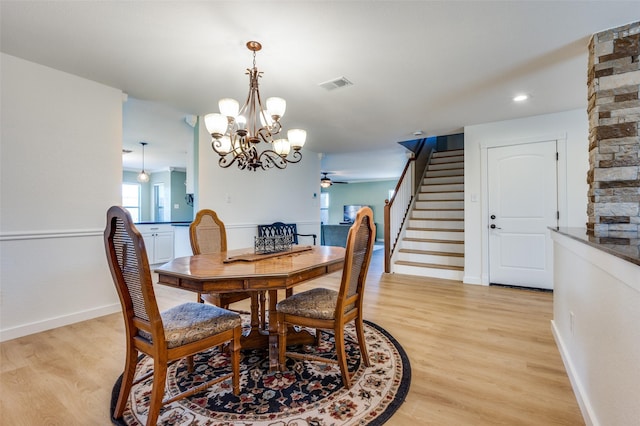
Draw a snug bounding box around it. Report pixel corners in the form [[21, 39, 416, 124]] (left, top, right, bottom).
[[587, 21, 640, 248]]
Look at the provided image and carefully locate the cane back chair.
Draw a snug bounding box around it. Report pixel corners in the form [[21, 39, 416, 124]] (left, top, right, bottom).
[[190, 209, 266, 328], [105, 206, 241, 426], [276, 207, 376, 389]]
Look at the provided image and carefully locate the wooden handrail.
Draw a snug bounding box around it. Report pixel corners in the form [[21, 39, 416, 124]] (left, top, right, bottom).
[[388, 158, 414, 206]]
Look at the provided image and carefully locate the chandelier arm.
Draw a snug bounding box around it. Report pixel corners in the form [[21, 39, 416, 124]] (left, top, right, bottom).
[[257, 127, 272, 144], [211, 139, 226, 155], [257, 150, 288, 170], [257, 121, 282, 143], [218, 156, 236, 169], [284, 149, 302, 164]]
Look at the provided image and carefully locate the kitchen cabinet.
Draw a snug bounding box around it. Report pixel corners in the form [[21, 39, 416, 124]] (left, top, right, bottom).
[[137, 224, 174, 264]]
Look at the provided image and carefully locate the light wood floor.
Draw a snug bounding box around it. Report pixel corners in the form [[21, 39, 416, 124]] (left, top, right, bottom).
[[1, 250, 584, 425]]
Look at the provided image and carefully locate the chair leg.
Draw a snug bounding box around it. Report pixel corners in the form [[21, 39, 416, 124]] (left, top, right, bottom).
[[231, 326, 241, 395], [114, 344, 138, 418], [355, 316, 370, 367], [277, 312, 287, 370], [259, 291, 267, 331], [147, 357, 168, 426], [186, 355, 194, 372], [197, 292, 203, 303], [334, 325, 351, 389]]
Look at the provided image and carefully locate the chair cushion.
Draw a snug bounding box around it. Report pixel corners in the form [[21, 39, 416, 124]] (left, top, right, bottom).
[[276, 287, 337, 320], [140, 302, 241, 349]]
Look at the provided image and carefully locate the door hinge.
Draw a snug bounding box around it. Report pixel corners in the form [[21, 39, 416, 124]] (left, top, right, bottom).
[[557, 211, 560, 220], [556, 152, 559, 161]]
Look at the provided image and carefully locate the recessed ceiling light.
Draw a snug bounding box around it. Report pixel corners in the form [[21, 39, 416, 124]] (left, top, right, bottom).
[[513, 94, 529, 102]]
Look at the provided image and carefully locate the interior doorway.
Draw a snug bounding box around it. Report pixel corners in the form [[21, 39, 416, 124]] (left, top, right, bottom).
[[153, 183, 166, 222], [487, 140, 558, 290]]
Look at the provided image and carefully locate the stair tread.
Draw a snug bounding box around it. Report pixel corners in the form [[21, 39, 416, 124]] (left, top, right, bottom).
[[395, 260, 464, 271], [423, 180, 465, 184], [404, 237, 464, 244], [433, 150, 464, 156], [410, 218, 463, 221], [413, 208, 464, 211], [399, 249, 464, 257], [417, 199, 464, 202], [428, 165, 464, 171], [407, 227, 464, 232], [421, 189, 464, 193]]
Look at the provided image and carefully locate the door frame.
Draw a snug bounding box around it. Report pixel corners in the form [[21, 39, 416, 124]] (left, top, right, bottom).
[[479, 134, 568, 286]]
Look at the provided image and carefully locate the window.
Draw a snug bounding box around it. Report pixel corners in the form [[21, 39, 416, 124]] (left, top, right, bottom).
[[122, 183, 141, 222], [320, 192, 329, 224]]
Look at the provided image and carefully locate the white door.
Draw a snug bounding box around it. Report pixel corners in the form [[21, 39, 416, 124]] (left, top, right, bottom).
[[488, 140, 558, 289]]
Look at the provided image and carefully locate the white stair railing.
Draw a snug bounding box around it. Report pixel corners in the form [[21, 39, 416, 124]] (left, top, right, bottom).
[[384, 160, 413, 272]]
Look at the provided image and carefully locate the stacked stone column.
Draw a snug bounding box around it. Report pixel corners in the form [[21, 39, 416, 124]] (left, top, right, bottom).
[[587, 21, 640, 250]]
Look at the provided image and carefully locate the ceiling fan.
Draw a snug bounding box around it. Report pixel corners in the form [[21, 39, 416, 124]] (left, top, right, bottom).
[[320, 172, 348, 188]]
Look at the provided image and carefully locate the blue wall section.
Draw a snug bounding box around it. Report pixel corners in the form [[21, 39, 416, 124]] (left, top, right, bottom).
[[321, 179, 397, 240]]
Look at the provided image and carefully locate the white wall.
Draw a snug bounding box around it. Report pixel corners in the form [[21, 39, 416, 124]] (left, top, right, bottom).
[[0, 54, 123, 341], [463, 109, 589, 285], [0, 54, 323, 341], [551, 231, 640, 426], [196, 121, 321, 249]]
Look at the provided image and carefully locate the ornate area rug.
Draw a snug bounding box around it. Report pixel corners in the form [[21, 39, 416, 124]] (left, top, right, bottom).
[[111, 320, 410, 425]]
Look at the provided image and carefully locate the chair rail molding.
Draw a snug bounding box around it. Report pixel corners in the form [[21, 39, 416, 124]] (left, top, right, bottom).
[[0, 228, 103, 241]]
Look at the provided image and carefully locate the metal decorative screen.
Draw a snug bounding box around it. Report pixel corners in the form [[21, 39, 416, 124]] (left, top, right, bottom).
[[254, 234, 293, 254]]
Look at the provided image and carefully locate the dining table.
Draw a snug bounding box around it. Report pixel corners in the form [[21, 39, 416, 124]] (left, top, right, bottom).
[[155, 244, 346, 371]]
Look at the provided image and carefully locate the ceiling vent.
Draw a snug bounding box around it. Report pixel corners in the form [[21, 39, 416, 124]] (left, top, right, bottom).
[[318, 76, 353, 91]]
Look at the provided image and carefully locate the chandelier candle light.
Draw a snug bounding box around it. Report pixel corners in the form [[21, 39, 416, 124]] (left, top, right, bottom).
[[205, 41, 306, 171]]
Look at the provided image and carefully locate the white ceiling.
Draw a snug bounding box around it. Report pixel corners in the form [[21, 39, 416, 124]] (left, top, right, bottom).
[[1, 1, 637, 182]]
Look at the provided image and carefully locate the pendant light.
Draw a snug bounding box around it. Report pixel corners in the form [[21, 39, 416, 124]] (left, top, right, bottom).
[[137, 142, 150, 183]]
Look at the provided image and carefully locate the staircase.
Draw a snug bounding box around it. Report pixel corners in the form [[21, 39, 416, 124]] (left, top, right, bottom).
[[393, 149, 464, 281]]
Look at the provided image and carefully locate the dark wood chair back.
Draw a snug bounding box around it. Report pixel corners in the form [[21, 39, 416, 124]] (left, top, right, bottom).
[[258, 221, 317, 245]]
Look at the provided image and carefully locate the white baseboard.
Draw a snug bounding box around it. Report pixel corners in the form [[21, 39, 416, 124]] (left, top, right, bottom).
[[0, 303, 121, 342], [550, 320, 597, 426], [462, 275, 483, 285]]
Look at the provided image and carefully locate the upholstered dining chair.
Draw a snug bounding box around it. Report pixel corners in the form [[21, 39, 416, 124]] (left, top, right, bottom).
[[276, 206, 376, 389], [105, 206, 241, 426]]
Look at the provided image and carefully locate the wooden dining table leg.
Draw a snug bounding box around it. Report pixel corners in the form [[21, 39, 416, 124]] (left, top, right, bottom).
[[250, 292, 260, 332], [268, 289, 279, 371], [238, 291, 269, 350]]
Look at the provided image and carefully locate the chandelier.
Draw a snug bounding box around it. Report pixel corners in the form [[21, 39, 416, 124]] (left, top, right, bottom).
[[204, 41, 306, 171]]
